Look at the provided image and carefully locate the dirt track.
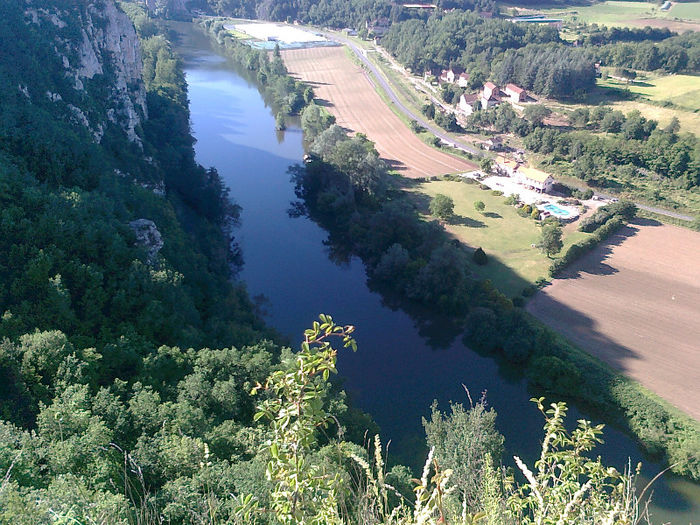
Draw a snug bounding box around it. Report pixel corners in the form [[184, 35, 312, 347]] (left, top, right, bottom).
[[282, 46, 476, 178], [527, 220, 700, 420]]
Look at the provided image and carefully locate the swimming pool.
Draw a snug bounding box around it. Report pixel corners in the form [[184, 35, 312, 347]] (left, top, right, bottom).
[[542, 203, 571, 218]]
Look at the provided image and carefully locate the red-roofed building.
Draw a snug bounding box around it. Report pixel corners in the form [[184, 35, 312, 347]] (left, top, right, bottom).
[[505, 83, 526, 102]]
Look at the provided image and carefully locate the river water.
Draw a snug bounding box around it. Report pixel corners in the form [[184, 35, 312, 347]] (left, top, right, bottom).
[[173, 24, 700, 523]]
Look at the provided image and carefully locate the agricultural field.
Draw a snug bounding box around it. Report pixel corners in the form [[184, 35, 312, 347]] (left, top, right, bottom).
[[526, 1, 700, 31], [408, 179, 590, 296], [528, 220, 700, 420], [282, 46, 476, 177]]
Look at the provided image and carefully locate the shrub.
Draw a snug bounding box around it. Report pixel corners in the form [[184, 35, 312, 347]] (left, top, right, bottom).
[[527, 355, 582, 397], [473, 247, 487, 265], [550, 216, 625, 277], [474, 201, 485, 213], [490, 190, 503, 196], [429, 194, 455, 220], [522, 284, 538, 297], [579, 200, 636, 232], [511, 296, 525, 307]]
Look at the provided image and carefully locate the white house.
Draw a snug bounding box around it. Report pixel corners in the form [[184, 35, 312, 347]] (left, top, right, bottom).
[[515, 166, 554, 192], [504, 83, 526, 103], [457, 72, 470, 88], [480, 81, 502, 109], [458, 93, 479, 115]]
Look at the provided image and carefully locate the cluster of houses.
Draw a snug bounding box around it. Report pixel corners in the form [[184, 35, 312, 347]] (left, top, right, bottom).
[[423, 67, 530, 115], [459, 82, 528, 114], [495, 155, 554, 193]]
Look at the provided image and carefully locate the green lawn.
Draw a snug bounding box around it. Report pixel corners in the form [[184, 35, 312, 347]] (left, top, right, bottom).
[[528, 1, 700, 29], [408, 180, 589, 296], [598, 73, 700, 112]]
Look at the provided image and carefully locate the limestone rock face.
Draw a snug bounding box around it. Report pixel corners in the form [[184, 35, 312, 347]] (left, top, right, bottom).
[[24, 0, 147, 144], [129, 219, 164, 262]]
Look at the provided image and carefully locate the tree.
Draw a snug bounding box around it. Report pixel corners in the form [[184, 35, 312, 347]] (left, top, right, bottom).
[[423, 399, 504, 511], [479, 157, 493, 174], [523, 104, 552, 126], [664, 116, 681, 134], [429, 194, 455, 220], [473, 247, 487, 265], [474, 201, 485, 213], [537, 223, 563, 257]]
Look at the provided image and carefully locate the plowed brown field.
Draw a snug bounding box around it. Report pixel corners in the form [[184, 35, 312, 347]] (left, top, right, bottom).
[[527, 220, 700, 420], [282, 47, 476, 178]]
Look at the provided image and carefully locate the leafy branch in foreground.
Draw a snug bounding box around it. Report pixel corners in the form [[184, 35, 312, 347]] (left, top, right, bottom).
[[251, 314, 356, 525], [509, 398, 648, 525]]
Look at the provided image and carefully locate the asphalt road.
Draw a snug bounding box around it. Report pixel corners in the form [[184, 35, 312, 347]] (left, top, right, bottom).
[[322, 32, 695, 223], [323, 32, 481, 157]]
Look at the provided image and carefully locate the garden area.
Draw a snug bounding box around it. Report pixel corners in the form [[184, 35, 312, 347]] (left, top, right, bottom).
[[406, 179, 590, 296]]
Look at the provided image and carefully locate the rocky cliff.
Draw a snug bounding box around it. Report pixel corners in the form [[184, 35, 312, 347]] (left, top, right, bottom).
[[24, 0, 147, 144]]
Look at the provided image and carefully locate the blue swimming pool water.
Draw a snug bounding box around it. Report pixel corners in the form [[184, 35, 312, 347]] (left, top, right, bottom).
[[543, 203, 570, 217]]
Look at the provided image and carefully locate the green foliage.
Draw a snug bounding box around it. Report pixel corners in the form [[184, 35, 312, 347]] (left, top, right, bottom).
[[430, 194, 456, 220], [474, 201, 486, 213], [579, 201, 637, 233], [473, 247, 488, 266], [252, 314, 357, 524], [301, 103, 336, 142], [424, 399, 504, 512], [523, 105, 551, 126], [509, 399, 638, 524], [537, 224, 563, 257]]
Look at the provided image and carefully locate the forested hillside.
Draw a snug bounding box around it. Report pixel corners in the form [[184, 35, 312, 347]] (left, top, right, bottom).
[[381, 11, 700, 98], [0, 1, 287, 519]]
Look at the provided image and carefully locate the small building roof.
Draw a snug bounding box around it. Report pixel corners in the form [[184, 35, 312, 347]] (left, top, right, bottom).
[[460, 93, 479, 103], [517, 166, 553, 183], [505, 83, 524, 94], [484, 81, 497, 90]]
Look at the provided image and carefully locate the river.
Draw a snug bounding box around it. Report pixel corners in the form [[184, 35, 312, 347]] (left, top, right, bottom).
[[172, 24, 700, 523]]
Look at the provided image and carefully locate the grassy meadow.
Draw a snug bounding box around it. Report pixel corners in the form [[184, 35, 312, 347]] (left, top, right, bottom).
[[525, 0, 700, 30], [407, 179, 590, 296], [598, 72, 700, 111]]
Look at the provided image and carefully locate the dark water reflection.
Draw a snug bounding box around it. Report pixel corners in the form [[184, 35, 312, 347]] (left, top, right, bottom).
[[173, 24, 700, 524]]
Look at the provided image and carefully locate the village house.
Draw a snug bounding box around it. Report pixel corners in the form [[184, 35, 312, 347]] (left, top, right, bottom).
[[366, 17, 391, 38], [504, 83, 526, 103], [481, 81, 502, 109], [515, 166, 554, 192], [484, 136, 504, 151], [495, 155, 520, 176], [458, 92, 479, 115], [440, 68, 466, 84], [457, 72, 470, 88]]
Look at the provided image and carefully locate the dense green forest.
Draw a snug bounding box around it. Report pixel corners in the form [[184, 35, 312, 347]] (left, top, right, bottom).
[[381, 11, 700, 98]]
